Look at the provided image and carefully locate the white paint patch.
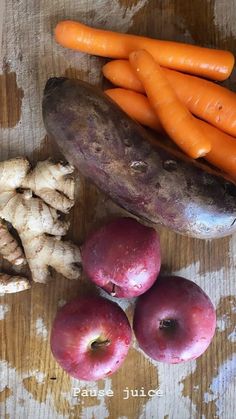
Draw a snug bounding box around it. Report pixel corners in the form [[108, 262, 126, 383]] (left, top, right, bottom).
[[133, 339, 191, 419], [228, 328, 236, 343], [35, 318, 48, 340], [203, 354, 236, 417], [99, 287, 135, 313], [0, 360, 66, 418], [229, 234, 236, 268], [58, 299, 67, 308], [80, 379, 112, 419], [216, 314, 231, 332], [172, 258, 234, 309], [213, 1, 236, 38], [139, 361, 197, 419], [0, 304, 9, 320], [33, 370, 46, 384]]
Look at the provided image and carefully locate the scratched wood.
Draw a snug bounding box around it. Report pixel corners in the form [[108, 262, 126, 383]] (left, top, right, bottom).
[[0, 0, 236, 418]]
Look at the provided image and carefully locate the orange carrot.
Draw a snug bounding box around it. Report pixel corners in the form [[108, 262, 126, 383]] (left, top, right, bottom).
[[129, 50, 211, 159], [55, 21, 234, 81], [161, 68, 236, 138], [105, 87, 236, 179], [103, 60, 144, 93], [105, 88, 162, 132], [103, 60, 145, 93], [103, 59, 236, 137], [199, 120, 236, 180]]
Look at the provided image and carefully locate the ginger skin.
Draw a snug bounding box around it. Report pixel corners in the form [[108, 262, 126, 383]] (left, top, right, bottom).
[[21, 160, 75, 213], [0, 219, 25, 266], [0, 158, 81, 289], [0, 273, 31, 294]]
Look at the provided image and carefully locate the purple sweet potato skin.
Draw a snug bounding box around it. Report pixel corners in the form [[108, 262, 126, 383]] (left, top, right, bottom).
[[42, 78, 236, 239]]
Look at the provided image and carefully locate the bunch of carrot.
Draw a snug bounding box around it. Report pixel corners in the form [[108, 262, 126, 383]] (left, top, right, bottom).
[[55, 20, 236, 180]]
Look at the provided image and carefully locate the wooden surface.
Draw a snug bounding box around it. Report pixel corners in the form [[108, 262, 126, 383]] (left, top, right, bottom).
[[0, 1, 236, 418]]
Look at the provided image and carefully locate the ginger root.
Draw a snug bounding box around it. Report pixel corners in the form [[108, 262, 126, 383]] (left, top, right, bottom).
[[0, 273, 31, 294], [0, 219, 25, 266], [0, 158, 81, 292], [21, 160, 75, 213]]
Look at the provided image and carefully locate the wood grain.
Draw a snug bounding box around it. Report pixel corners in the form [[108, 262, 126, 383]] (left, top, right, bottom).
[[0, 0, 4, 58], [0, 1, 236, 418]]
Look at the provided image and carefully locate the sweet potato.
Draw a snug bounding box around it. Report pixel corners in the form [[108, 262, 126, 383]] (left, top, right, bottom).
[[42, 78, 236, 239]]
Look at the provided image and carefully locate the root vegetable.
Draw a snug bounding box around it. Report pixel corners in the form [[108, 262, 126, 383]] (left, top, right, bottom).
[[103, 59, 236, 137], [0, 158, 81, 291], [55, 20, 234, 81], [129, 50, 211, 159], [105, 88, 236, 179], [43, 77, 236, 239], [105, 88, 162, 132], [0, 273, 30, 294], [0, 219, 25, 266]]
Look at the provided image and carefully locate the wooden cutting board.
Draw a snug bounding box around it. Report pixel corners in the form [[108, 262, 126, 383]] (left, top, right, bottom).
[[0, 1, 236, 418]]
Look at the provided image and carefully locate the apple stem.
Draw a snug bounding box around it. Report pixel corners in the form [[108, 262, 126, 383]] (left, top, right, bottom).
[[110, 284, 116, 297], [159, 319, 176, 330], [91, 339, 110, 349]]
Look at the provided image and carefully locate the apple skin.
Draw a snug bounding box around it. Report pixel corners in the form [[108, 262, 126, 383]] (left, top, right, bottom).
[[133, 276, 216, 363], [81, 217, 161, 298], [50, 295, 132, 381]]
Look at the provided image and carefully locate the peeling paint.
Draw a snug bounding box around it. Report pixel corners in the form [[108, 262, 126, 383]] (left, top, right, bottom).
[[80, 379, 112, 419], [0, 360, 65, 418], [216, 314, 231, 332], [173, 261, 234, 308], [139, 361, 197, 419], [35, 318, 48, 340], [228, 329, 236, 343], [33, 371, 46, 384], [0, 304, 9, 320], [99, 287, 134, 313], [203, 354, 236, 417]]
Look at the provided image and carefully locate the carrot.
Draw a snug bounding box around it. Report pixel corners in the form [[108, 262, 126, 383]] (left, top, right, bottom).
[[162, 68, 236, 138], [103, 60, 145, 93], [129, 50, 211, 159], [199, 120, 236, 180], [105, 87, 236, 179], [105, 88, 162, 132], [55, 20, 234, 81], [103, 60, 144, 93], [103, 59, 236, 137]]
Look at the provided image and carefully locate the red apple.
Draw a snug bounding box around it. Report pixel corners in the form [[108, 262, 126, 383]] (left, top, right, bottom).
[[133, 276, 216, 363], [50, 295, 132, 381], [81, 217, 161, 298]]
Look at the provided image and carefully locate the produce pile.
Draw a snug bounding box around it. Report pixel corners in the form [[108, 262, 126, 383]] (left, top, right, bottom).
[[44, 20, 234, 381], [50, 218, 216, 381], [55, 20, 236, 179], [2, 20, 235, 382], [42, 20, 236, 240]]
